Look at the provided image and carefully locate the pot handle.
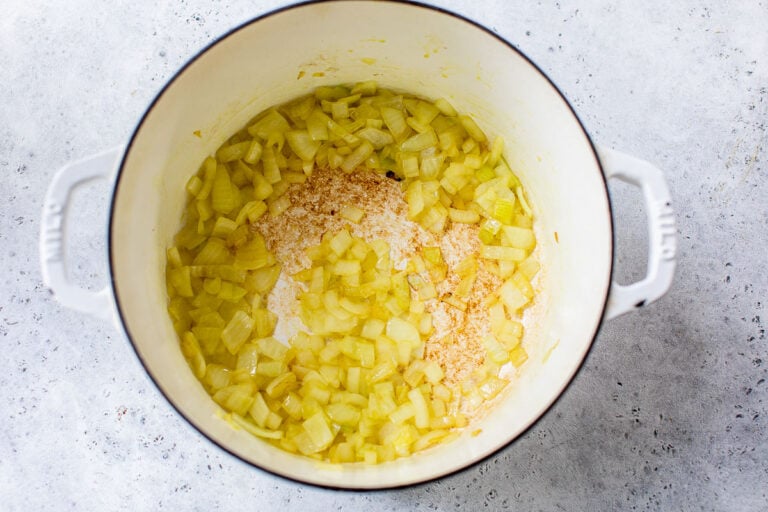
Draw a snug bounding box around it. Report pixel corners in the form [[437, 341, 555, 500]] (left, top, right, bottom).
[[39, 147, 124, 322], [598, 146, 676, 320]]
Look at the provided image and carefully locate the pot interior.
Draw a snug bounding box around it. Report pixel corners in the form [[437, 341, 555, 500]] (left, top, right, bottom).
[[111, 0, 612, 488]]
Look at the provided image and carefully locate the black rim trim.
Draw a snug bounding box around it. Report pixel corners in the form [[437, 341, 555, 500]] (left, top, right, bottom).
[[108, 0, 615, 491]]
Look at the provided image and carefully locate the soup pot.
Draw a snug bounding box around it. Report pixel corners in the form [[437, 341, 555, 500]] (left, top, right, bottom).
[[39, 0, 676, 489]]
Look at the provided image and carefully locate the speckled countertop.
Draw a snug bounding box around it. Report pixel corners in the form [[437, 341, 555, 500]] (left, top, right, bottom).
[[1, 1, 766, 510]]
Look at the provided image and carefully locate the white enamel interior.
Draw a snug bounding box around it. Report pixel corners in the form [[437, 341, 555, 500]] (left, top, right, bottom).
[[111, 1, 612, 488]]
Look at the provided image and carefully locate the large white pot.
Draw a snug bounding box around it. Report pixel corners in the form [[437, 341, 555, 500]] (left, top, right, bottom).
[[40, 0, 676, 489]]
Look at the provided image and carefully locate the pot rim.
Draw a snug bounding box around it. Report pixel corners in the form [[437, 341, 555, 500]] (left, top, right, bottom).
[[108, 0, 614, 490]]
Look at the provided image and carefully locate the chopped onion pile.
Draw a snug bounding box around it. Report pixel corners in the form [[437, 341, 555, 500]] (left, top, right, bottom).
[[166, 81, 539, 463]]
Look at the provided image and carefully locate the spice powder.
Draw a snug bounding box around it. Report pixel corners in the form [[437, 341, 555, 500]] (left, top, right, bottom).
[[254, 167, 503, 406]]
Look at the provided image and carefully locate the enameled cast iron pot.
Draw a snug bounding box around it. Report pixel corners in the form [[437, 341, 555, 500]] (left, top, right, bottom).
[[40, 0, 676, 489]]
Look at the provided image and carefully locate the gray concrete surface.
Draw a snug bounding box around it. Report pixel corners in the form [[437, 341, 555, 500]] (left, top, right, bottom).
[[1, 1, 766, 510]]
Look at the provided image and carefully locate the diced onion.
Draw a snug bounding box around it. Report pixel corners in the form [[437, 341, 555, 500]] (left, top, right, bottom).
[[166, 81, 540, 466]]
